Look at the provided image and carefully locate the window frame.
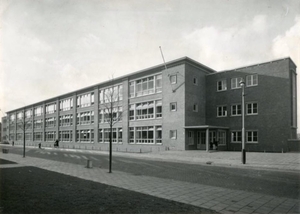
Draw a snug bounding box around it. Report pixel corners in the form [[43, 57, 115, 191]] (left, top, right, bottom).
[[217, 80, 227, 91], [246, 74, 258, 87], [170, 102, 177, 112], [170, 130, 177, 140], [217, 105, 227, 117], [246, 131, 258, 143]]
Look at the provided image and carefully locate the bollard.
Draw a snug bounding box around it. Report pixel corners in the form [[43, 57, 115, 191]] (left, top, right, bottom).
[[86, 160, 93, 168]]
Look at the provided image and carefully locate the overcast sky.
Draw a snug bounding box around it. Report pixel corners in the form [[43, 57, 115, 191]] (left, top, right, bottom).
[[0, 0, 299, 130]]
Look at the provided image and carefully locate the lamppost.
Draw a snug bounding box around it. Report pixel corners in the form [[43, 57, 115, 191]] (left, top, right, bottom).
[[240, 79, 246, 164]]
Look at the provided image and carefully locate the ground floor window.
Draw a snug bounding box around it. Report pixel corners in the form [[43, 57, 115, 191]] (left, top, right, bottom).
[[247, 131, 258, 143], [99, 128, 122, 144], [17, 133, 22, 141], [45, 131, 56, 142], [25, 133, 32, 141], [218, 131, 226, 145], [33, 132, 42, 141], [9, 134, 14, 141], [59, 130, 73, 142], [231, 131, 241, 143], [76, 129, 94, 143], [129, 126, 162, 144], [170, 130, 177, 140]]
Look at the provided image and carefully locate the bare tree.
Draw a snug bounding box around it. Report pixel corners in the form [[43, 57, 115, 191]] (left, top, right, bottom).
[[16, 109, 32, 157], [101, 78, 123, 173]]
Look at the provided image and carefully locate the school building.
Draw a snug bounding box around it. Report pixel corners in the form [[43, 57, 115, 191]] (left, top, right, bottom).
[[1, 57, 298, 152]]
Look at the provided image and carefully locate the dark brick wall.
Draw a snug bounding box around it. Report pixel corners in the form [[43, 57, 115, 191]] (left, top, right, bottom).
[[206, 59, 296, 152]]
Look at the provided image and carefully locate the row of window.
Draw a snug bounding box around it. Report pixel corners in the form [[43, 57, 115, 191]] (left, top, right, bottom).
[[130, 74, 162, 98], [129, 126, 162, 144], [217, 74, 258, 91], [217, 103, 258, 117], [129, 100, 162, 120]]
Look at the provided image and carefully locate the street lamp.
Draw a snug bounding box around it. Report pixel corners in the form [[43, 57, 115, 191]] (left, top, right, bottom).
[[240, 79, 246, 164]]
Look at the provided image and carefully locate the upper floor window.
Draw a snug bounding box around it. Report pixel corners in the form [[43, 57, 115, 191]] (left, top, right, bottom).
[[217, 106, 227, 117], [77, 92, 94, 108], [193, 78, 198, 85], [217, 80, 227, 91], [10, 114, 15, 121], [170, 130, 177, 139], [170, 102, 177, 111], [25, 110, 32, 118], [193, 104, 198, 112], [77, 111, 95, 125], [129, 74, 162, 98], [170, 75, 177, 84], [247, 102, 258, 115], [17, 112, 23, 120], [34, 106, 43, 116], [59, 98, 73, 111], [246, 74, 258, 87], [45, 117, 56, 128], [231, 77, 242, 89], [59, 115, 73, 127], [129, 100, 161, 121], [231, 104, 241, 116], [46, 103, 57, 114], [100, 85, 122, 104]]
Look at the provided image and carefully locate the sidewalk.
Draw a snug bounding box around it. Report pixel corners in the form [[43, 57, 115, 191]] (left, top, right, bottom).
[[16, 145, 300, 172], [1, 152, 299, 214]]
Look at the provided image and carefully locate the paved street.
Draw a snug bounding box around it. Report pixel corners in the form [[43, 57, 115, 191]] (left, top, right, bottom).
[[0, 145, 299, 214]]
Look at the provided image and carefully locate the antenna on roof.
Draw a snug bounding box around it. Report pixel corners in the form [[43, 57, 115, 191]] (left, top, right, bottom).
[[159, 46, 167, 70]]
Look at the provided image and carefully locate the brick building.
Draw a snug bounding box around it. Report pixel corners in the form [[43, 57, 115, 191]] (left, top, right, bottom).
[[1, 57, 298, 152]]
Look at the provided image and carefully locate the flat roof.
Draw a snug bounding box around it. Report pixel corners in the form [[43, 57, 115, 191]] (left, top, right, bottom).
[[6, 56, 216, 114]]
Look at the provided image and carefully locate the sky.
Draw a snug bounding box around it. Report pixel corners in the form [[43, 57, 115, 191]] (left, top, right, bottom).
[[0, 0, 300, 130]]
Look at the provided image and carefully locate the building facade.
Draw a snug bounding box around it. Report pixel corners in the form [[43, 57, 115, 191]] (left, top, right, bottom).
[[1, 57, 298, 152]]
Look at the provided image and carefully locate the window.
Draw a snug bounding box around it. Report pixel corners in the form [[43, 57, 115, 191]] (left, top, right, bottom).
[[25, 133, 32, 141], [17, 112, 23, 120], [77, 111, 94, 125], [34, 119, 43, 129], [170, 130, 177, 139], [25, 110, 32, 118], [231, 77, 242, 89], [59, 115, 73, 127], [231, 104, 241, 116], [170, 75, 177, 84], [156, 100, 162, 118], [218, 131, 226, 145], [17, 133, 22, 141], [59, 130, 73, 142], [193, 78, 198, 85], [247, 103, 258, 115], [193, 104, 198, 112], [246, 74, 258, 87], [247, 131, 258, 143], [118, 128, 123, 143], [129, 127, 135, 143], [217, 80, 227, 91], [170, 102, 177, 111], [188, 131, 194, 145], [34, 132, 43, 141], [136, 101, 154, 120], [34, 106, 43, 116], [156, 74, 162, 93], [99, 129, 103, 142], [129, 105, 135, 120], [45, 117, 56, 128], [231, 131, 241, 143], [129, 82, 135, 98], [136, 126, 154, 144], [46, 103, 56, 114], [45, 131, 56, 142], [60, 98, 73, 111], [76, 129, 94, 142], [77, 92, 94, 108], [10, 114, 15, 121], [101, 85, 122, 103], [217, 106, 227, 117], [156, 126, 162, 144]]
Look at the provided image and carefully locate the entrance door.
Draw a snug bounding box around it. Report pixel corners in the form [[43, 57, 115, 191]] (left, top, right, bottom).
[[209, 131, 217, 149], [197, 131, 206, 150]]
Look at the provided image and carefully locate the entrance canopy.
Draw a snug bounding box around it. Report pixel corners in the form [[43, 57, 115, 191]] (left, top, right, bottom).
[[184, 125, 229, 151]]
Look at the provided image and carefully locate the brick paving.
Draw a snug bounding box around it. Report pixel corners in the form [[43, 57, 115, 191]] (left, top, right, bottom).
[[1, 150, 299, 214]]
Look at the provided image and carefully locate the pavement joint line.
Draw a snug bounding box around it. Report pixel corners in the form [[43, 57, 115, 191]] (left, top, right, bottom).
[[1, 153, 299, 214]]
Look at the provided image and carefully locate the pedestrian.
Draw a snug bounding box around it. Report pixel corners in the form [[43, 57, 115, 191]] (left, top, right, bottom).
[[55, 139, 59, 148], [12, 141, 14, 146]]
